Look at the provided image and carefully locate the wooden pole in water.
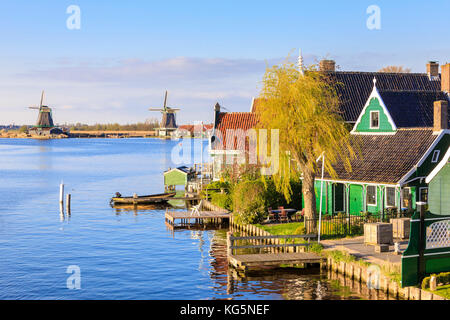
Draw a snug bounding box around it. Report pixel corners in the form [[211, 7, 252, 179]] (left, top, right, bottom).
[[66, 194, 71, 216], [59, 183, 64, 205]]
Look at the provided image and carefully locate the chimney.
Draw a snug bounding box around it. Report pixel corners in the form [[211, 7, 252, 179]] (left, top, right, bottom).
[[319, 59, 336, 72], [213, 102, 221, 128], [442, 63, 450, 92], [433, 100, 448, 131], [427, 61, 439, 78], [214, 102, 221, 113]]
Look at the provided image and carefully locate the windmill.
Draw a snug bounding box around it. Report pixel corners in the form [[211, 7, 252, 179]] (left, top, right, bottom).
[[28, 91, 58, 135], [149, 91, 180, 137]]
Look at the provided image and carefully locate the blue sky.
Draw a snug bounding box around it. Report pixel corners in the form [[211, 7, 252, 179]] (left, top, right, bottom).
[[0, 0, 449, 125]]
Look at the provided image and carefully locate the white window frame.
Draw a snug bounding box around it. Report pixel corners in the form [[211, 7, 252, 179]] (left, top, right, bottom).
[[401, 187, 411, 208], [370, 111, 380, 129], [366, 185, 377, 206], [419, 187, 428, 203], [385, 186, 396, 207], [431, 150, 440, 163]]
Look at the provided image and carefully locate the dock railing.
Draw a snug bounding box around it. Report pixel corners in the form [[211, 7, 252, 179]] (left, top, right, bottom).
[[226, 231, 317, 256]]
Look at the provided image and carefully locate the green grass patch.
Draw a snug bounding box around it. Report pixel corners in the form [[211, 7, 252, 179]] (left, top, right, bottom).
[[325, 250, 357, 263], [434, 284, 450, 299], [256, 222, 304, 235]]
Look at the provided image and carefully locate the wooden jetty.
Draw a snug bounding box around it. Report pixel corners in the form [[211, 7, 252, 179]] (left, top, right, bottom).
[[227, 232, 325, 271], [165, 209, 230, 229]]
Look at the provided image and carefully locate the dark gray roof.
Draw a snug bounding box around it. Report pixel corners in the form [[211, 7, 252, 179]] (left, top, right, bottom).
[[320, 129, 439, 184], [327, 72, 442, 122], [378, 90, 449, 128]]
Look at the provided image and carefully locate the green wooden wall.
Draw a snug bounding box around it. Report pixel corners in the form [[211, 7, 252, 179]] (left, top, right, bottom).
[[354, 97, 395, 133], [428, 163, 450, 215], [164, 170, 188, 186]]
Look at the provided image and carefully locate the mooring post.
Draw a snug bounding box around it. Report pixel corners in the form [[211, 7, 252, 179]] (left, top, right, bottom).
[[226, 231, 232, 257], [66, 194, 71, 216], [59, 182, 64, 205]]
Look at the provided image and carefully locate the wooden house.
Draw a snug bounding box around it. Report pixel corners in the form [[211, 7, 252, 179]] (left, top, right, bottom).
[[163, 166, 196, 191], [209, 60, 450, 215], [209, 102, 260, 180], [314, 78, 449, 215]]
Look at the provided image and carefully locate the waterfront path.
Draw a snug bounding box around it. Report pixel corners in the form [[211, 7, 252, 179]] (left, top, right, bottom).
[[321, 236, 409, 266]]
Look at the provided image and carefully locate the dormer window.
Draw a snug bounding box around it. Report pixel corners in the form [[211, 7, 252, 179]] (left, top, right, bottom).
[[431, 150, 440, 163], [370, 111, 379, 129]]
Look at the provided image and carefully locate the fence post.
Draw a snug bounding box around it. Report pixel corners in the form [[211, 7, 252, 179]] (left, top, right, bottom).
[[227, 231, 232, 256]]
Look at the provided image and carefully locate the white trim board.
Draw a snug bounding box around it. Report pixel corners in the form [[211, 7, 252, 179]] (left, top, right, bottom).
[[426, 146, 450, 183], [398, 130, 449, 185]]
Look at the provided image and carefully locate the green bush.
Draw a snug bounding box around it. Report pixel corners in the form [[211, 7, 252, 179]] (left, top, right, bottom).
[[211, 192, 233, 211], [422, 272, 450, 290], [233, 180, 266, 224], [308, 243, 324, 254]]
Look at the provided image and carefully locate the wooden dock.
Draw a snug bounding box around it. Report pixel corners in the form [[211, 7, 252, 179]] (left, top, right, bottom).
[[165, 209, 230, 229], [227, 232, 325, 271]]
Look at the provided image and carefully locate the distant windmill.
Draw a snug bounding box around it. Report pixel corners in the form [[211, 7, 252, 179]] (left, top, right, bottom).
[[149, 91, 180, 136], [28, 90, 65, 137]]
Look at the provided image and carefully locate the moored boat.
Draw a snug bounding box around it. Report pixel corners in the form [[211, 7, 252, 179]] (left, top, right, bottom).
[[110, 192, 176, 205]]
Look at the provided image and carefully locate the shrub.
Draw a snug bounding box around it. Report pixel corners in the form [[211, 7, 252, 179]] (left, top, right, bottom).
[[232, 180, 266, 224], [211, 192, 232, 211], [308, 243, 324, 254], [422, 272, 450, 290]]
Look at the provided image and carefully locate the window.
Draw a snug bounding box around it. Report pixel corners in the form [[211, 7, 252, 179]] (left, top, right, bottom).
[[431, 150, 440, 163], [419, 188, 428, 203], [366, 185, 377, 206], [386, 187, 396, 207], [370, 111, 379, 129], [402, 188, 412, 208], [334, 183, 345, 212]]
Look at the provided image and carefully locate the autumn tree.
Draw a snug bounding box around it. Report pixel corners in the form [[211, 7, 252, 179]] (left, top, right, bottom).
[[257, 61, 356, 232], [378, 65, 411, 73]]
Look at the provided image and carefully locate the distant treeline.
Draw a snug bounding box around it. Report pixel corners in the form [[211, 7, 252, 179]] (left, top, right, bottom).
[[70, 121, 159, 131]]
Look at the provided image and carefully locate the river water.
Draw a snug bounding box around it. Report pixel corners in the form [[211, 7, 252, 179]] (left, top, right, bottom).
[[0, 138, 395, 300]]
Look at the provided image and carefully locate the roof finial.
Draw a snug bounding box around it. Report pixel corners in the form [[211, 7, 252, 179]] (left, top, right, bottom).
[[298, 48, 304, 76], [373, 77, 377, 87]]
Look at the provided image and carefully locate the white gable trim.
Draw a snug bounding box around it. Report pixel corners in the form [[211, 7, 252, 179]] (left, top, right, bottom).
[[350, 80, 397, 135], [426, 146, 450, 183], [398, 130, 449, 185]]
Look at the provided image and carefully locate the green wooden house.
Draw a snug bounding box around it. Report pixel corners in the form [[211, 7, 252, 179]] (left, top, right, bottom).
[[315, 78, 450, 216], [163, 166, 195, 190]]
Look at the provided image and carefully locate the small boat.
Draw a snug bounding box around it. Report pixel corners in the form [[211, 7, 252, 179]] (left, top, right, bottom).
[[110, 192, 176, 205]]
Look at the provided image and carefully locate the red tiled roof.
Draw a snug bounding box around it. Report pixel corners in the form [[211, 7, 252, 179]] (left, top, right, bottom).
[[212, 112, 260, 150], [177, 123, 213, 134]]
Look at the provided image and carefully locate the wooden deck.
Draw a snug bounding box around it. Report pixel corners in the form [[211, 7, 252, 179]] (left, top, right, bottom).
[[165, 209, 230, 229], [227, 232, 324, 271], [229, 252, 325, 269]]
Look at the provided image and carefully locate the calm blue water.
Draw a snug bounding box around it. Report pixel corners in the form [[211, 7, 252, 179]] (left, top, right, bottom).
[[0, 138, 380, 300]]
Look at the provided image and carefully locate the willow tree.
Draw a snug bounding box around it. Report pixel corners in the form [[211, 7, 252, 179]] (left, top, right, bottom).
[[257, 61, 356, 231]]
